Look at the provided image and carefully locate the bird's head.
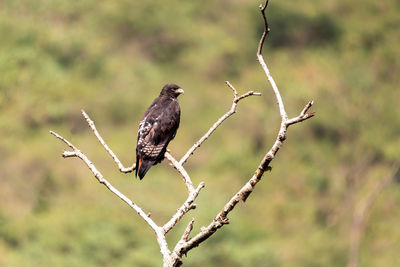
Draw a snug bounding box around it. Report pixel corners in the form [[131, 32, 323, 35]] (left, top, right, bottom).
[[160, 83, 184, 98]]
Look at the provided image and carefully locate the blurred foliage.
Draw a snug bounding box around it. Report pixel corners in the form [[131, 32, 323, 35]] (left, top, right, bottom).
[[0, 0, 399, 266]]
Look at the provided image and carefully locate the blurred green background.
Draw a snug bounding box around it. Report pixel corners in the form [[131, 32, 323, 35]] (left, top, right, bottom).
[[1, 0, 399, 266]]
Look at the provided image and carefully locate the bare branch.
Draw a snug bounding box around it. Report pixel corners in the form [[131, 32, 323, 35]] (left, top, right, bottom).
[[170, 219, 195, 266], [173, 159, 268, 256], [301, 100, 314, 116], [225, 80, 238, 98], [49, 131, 157, 228], [49, 130, 173, 263], [179, 81, 261, 166], [286, 101, 316, 126], [257, 0, 270, 56], [49, 130, 76, 151], [171, 0, 314, 261], [257, 0, 287, 120], [50, 1, 315, 266], [165, 151, 195, 193], [181, 218, 195, 242], [81, 110, 136, 173], [163, 182, 205, 235]]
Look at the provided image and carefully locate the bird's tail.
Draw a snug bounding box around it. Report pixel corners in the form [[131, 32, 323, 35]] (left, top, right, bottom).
[[136, 155, 154, 180]]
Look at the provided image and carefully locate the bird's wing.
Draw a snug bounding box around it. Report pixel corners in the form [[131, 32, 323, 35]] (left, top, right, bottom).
[[137, 99, 179, 159]]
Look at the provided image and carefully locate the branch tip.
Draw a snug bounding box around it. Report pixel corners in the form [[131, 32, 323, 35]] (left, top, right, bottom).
[[81, 110, 136, 173], [182, 218, 195, 241], [260, 0, 269, 12], [225, 81, 237, 96], [299, 100, 315, 117]]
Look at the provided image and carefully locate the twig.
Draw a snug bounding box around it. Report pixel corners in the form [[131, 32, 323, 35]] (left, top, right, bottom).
[[171, 218, 195, 266], [81, 110, 136, 173], [49, 130, 154, 226], [163, 183, 204, 235], [286, 101, 315, 126], [181, 218, 195, 242], [256, 0, 287, 121], [165, 152, 195, 193], [257, 0, 270, 56], [179, 81, 261, 166]]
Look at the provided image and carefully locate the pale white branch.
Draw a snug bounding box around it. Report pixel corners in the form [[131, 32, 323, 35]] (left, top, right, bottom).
[[50, 1, 315, 266], [49, 130, 172, 263], [181, 218, 195, 242], [257, 54, 287, 120], [179, 81, 261, 166], [171, 218, 195, 264], [49, 131, 157, 228], [164, 152, 205, 235], [81, 110, 136, 173], [286, 101, 315, 126], [62, 151, 77, 158], [170, 0, 314, 261], [256, 1, 287, 121], [165, 151, 195, 193], [163, 182, 204, 235], [301, 100, 314, 116], [50, 130, 76, 150]]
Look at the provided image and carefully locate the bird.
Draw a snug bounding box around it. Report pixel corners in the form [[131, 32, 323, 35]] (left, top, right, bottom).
[[135, 83, 184, 179]]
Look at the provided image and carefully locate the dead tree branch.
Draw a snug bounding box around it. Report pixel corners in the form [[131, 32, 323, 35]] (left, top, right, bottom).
[[169, 1, 314, 263], [162, 182, 205, 235], [49, 130, 173, 264], [81, 110, 136, 173], [165, 151, 195, 193], [179, 81, 261, 166], [50, 1, 314, 266], [50, 86, 254, 265], [162, 82, 261, 237], [162, 82, 260, 235]]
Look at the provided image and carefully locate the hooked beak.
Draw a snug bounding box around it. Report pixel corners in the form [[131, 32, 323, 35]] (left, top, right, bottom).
[[174, 88, 184, 95]]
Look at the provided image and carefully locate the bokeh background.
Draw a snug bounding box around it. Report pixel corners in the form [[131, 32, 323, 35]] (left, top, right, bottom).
[[1, 0, 399, 266]]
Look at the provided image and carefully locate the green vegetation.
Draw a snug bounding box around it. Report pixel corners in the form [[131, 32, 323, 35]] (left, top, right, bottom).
[[1, 0, 399, 266]]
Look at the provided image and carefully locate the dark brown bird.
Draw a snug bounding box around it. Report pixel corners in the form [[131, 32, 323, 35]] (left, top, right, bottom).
[[135, 83, 184, 179]]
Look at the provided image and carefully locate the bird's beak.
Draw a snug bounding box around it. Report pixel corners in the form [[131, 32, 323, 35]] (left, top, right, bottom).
[[174, 88, 184, 94]]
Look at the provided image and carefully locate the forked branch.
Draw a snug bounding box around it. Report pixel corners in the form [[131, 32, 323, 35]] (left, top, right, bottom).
[[170, 0, 314, 262], [48, 131, 174, 262], [50, 1, 314, 266], [179, 81, 261, 166]]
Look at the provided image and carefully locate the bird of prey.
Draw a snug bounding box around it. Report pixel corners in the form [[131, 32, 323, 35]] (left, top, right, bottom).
[[135, 83, 184, 179]]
